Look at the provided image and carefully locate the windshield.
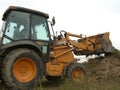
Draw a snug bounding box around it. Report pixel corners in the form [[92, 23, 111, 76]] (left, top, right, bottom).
[[2, 11, 30, 44]]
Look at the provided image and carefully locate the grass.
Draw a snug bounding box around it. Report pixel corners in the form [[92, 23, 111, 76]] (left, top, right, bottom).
[[32, 77, 120, 90], [112, 49, 120, 58], [1, 78, 120, 90]]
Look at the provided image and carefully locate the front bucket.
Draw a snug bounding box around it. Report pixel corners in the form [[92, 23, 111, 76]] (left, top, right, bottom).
[[74, 32, 114, 55], [100, 33, 114, 53]]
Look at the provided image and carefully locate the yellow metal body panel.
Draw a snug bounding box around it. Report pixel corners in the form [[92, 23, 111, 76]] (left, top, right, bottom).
[[46, 46, 74, 76]]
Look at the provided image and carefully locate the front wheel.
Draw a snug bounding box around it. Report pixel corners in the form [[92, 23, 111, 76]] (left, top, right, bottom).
[[0, 48, 43, 90], [66, 63, 85, 82]]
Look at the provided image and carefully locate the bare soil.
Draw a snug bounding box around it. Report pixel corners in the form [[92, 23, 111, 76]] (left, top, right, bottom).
[[83, 49, 120, 83]]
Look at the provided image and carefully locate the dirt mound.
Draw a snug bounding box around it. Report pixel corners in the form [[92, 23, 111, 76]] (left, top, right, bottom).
[[83, 49, 120, 83]]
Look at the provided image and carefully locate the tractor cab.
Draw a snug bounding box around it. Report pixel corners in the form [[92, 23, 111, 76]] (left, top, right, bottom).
[[0, 6, 52, 60], [1, 6, 51, 45]]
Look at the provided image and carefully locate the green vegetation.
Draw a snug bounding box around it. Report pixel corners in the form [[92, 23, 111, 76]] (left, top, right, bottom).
[[0, 78, 120, 90], [112, 49, 120, 58], [32, 78, 120, 90]]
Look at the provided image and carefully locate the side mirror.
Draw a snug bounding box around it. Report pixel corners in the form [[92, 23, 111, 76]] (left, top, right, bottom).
[[52, 17, 55, 26]]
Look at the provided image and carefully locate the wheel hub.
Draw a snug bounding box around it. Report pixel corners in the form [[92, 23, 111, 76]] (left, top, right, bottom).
[[13, 58, 37, 82], [72, 68, 84, 82]]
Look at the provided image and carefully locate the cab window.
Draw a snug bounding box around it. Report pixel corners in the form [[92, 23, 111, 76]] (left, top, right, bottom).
[[31, 15, 49, 41], [2, 11, 30, 44]]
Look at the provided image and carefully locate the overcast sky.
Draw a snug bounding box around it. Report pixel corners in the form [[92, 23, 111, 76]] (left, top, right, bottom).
[[0, 0, 120, 49]]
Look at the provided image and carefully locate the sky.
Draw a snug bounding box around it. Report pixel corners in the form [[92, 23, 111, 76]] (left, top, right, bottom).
[[0, 0, 120, 49]]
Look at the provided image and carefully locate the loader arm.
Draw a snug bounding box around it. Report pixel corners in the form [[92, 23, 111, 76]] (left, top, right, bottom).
[[56, 31, 114, 56]]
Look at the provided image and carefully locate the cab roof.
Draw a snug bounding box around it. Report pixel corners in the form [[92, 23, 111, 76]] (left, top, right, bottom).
[[2, 6, 49, 20]]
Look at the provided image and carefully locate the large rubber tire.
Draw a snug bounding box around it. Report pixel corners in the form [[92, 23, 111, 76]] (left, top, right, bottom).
[[66, 63, 85, 82], [0, 48, 43, 90]]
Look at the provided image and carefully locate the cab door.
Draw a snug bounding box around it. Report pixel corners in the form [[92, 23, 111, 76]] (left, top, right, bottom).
[[31, 14, 51, 62]]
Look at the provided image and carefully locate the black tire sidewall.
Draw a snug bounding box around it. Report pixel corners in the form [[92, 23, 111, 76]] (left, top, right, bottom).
[[66, 63, 85, 81], [1, 49, 43, 89]]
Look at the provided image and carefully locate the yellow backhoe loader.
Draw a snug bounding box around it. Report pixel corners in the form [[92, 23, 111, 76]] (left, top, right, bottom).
[[0, 6, 114, 90]]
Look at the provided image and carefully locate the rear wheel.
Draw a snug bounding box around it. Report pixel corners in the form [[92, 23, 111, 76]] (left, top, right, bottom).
[[66, 63, 85, 82], [0, 48, 43, 90]]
